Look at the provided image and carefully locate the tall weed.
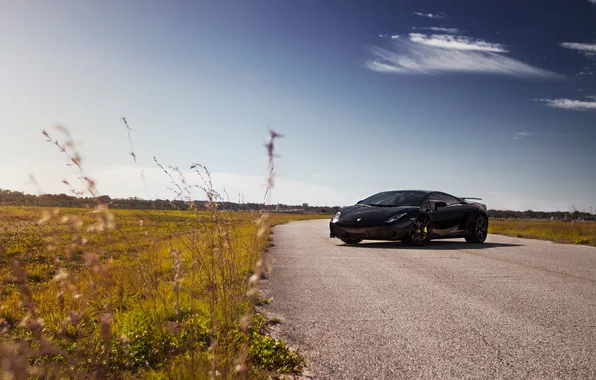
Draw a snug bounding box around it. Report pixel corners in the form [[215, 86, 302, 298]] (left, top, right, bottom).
[[0, 125, 311, 378]]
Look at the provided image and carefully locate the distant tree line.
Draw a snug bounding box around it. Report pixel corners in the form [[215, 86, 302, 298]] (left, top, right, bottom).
[[1, 189, 594, 220], [0, 189, 337, 214], [487, 209, 595, 221]]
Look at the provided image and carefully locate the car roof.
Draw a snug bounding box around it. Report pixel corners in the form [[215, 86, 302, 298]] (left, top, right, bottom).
[[382, 190, 433, 194], [383, 190, 461, 198]]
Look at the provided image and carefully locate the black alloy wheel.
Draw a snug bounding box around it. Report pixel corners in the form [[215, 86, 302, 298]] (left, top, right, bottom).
[[466, 214, 488, 243], [404, 216, 431, 246]]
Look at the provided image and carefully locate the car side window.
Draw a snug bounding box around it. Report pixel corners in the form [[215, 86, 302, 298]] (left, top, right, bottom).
[[427, 193, 442, 209], [421, 197, 432, 211], [429, 193, 460, 208], [437, 193, 460, 206]]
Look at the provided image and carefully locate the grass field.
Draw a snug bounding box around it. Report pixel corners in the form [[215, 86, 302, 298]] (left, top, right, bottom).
[[489, 219, 596, 246], [0, 204, 329, 379]]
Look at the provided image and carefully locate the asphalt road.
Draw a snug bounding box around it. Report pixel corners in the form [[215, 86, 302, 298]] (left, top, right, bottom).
[[260, 219, 596, 379]]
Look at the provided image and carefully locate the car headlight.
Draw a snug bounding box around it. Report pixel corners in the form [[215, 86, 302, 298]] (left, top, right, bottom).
[[331, 211, 341, 223], [385, 212, 407, 224]]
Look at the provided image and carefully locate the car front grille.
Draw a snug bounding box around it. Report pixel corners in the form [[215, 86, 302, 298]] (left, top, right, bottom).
[[334, 226, 397, 240]]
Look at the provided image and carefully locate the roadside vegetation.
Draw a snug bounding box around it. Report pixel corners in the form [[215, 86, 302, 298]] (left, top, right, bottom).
[[0, 205, 325, 378], [489, 219, 596, 247], [0, 126, 328, 379]]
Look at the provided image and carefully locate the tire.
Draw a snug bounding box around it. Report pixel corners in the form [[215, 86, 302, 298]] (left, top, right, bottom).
[[465, 213, 488, 243], [340, 238, 362, 245], [403, 215, 432, 246]]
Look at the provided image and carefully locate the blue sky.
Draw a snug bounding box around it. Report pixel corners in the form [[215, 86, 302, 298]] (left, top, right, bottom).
[[1, 0, 595, 211]]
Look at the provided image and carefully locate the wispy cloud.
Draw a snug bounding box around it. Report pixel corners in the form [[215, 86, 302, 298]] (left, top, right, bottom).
[[409, 33, 507, 52], [587, 95, 596, 100], [413, 12, 444, 19], [413, 27, 460, 34], [547, 132, 582, 138], [365, 38, 559, 78], [391, 35, 400, 39], [536, 98, 596, 111], [561, 42, 596, 58], [514, 131, 582, 140], [589, 0, 596, 4]]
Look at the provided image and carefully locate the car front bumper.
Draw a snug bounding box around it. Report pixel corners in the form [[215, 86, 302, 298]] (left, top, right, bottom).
[[329, 219, 412, 241]]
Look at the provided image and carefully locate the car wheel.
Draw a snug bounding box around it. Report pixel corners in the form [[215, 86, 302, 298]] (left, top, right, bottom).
[[404, 215, 432, 246], [340, 238, 362, 245], [465, 214, 488, 243]]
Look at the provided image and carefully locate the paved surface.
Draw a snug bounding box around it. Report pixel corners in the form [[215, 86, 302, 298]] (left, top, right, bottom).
[[260, 219, 596, 379]]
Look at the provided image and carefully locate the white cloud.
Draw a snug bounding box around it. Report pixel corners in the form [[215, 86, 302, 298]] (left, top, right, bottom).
[[378, 34, 387, 38], [409, 33, 507, 52], [513, 132, 533, 140], [390, 35, 400, 39], [413, 27, 460, 34], [413, 12, 444, 19], [561, 42, 596, 58], [536, 98, 596, 111], [365, 40, 559, 77]]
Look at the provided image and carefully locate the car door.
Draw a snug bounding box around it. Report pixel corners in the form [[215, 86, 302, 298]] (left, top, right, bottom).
[[428, 192, 464, 235]]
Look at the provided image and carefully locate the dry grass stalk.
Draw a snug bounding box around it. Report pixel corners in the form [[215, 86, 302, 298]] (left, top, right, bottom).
[[0, 123, 308, 379]]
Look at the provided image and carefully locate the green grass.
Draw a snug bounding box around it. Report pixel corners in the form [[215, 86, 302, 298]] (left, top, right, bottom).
[[0, 204, 329, 379], [489, 219, 596, 246]]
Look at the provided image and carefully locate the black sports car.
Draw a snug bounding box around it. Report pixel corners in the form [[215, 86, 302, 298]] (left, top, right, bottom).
[[329, 190, 489, 246]]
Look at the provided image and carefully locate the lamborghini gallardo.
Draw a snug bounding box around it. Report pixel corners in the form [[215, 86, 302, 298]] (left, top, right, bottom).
[[329, 190, 489, 246]]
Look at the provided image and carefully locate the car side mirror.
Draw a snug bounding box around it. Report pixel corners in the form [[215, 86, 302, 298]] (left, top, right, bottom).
[[434, 201, 447, 210]]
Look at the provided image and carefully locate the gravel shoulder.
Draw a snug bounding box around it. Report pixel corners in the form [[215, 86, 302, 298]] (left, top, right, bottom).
[[260, 219, 596, 380]]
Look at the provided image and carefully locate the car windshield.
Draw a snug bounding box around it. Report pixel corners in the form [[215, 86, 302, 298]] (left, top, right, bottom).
[[358, 191, 427, 207]]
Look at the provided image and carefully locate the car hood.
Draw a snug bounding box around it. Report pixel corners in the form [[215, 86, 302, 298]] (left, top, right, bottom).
[[338, 205, 419, 225]]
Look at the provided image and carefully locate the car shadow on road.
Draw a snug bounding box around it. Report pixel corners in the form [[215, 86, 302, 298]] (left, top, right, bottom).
[[341, 240, 522, 250]]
